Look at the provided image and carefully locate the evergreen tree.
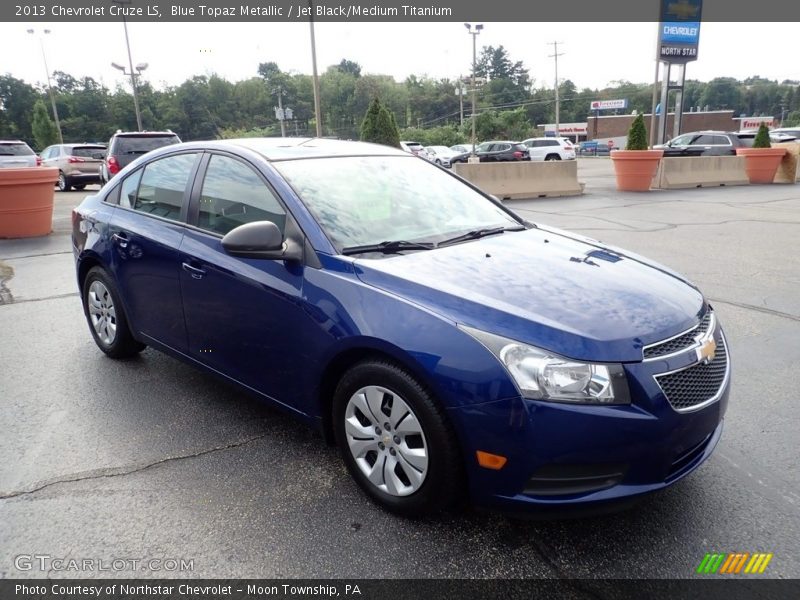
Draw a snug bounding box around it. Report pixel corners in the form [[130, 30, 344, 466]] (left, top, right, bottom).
[[626, 113, 648, 150], [753, 122, 771, 148], [360, 98, 399, 148], [31, 99, 58, 149]]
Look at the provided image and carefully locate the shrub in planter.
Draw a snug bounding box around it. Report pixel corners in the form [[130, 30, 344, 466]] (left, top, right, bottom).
[[736, 122, 787, 184], [610, 114, 663, 192]]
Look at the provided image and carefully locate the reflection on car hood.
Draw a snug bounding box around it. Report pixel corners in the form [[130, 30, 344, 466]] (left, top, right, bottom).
[[353, 227, 704, 362]]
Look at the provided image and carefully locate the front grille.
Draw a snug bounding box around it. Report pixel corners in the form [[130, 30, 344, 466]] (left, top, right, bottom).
[[656, 337, 728, 411], [643, 311, 713, 359]]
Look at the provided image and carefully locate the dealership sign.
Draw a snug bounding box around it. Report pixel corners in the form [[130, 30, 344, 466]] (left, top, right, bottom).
[[739, 117, 775, 131], [590, 99, 628, 111], [544, 122, 588, 134], [658, 0, 702, 63]]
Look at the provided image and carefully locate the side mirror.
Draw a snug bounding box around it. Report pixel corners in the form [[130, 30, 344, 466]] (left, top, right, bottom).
[[221, 221, 302, 262]]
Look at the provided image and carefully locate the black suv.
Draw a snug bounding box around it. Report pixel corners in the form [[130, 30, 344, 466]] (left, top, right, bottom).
[[450, 141, 530, 164], [101, 130, 181, 183], [655, 131, 747, 157]]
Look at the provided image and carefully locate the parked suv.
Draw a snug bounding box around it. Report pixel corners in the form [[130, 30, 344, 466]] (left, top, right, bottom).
[[654, 131, 747, 157], [40, 143, 107, 191], [0, 140, 39, 169], [522, 137, 577, 161], [399, 141, 430, 159], [101, 131, 181, 183], [450, 141, 530, 164]]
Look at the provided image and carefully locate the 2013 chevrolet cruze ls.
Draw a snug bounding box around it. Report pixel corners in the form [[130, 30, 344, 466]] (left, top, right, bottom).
[[72, 138, 730, 516]]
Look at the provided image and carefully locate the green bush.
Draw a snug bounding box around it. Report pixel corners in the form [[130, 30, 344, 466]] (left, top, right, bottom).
[[752, 122, 771, 148], [625, 113, 648, 151], [360, 98, 400, 148]]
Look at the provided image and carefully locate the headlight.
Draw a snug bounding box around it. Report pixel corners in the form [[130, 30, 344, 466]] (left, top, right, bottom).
[[461, 325, 630, 405]]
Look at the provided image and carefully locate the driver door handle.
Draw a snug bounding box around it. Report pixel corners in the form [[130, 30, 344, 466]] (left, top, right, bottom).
[[182, 262, 206, 280]]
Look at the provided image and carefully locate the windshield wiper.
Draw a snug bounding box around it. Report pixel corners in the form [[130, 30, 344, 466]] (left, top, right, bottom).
[[341, 240, 435, 256], [437, 226, 526, 248]]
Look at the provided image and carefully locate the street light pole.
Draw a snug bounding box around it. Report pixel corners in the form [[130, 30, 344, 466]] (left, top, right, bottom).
[[112, 0, 143, 131], [27, 28, 63, 145], [465, 23, 483, 160], [547, 41, 564, 137]]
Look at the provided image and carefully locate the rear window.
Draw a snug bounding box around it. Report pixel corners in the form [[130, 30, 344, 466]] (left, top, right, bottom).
[[72, 146, 106, 159], [113, 135, 180, 155], [0, 142, 34, 156], [513, 144, 528, 152]]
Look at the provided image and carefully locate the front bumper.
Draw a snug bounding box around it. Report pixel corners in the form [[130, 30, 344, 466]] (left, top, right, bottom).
[[447, 326, 730, 512]]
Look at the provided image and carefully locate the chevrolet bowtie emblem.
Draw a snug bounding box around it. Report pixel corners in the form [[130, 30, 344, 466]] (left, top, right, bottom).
[[696, 336, 717, 365], [667, 0, 701, 19]]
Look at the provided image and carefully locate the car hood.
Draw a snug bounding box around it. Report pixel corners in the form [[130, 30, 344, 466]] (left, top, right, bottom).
[[353, 227, 705, 362]]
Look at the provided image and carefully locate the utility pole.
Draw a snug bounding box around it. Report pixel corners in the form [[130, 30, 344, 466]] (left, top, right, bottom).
[[309, 0, 322, 137], [112, 0, 143, 131], [547, 41, 565, 136], [274, 87, 287, 137], [465, 23, 483, 160], [456, 78, 465, 126]]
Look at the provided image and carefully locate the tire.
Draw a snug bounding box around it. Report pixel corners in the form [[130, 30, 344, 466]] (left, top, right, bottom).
[[73, 184, 86, 191], [57, 172, 71, 192], [333, 360, 464, 516], [82, 266, 146, 358], [544, 154, 561, 161], [435, 159, 442, 166]]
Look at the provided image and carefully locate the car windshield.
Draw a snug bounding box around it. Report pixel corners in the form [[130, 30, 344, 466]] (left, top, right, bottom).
[[0, 142, 34, 156], [274, 155, 521, 253], [115, 135, 178, 154]]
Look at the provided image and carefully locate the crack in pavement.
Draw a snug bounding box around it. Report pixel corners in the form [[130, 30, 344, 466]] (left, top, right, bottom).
[[0, 250, 73, 261], [0, 433, 269, 500], [0, 291, 78, 307], [708, 297, 800, 322]]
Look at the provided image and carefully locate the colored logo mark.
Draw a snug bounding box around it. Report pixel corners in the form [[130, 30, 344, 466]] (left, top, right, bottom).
[[697, 552, 773, 574]]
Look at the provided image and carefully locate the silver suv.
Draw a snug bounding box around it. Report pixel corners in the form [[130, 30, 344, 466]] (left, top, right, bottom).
[[40, 143, 107, 191], [0, 140, 38, 169]]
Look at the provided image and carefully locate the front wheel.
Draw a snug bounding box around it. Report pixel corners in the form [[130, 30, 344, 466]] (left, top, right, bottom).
[[333, 360, 464, 516], [82, 267, 146, 358]]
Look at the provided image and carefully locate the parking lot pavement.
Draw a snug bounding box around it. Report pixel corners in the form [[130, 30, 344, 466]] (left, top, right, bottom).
[[1, 167, 798, 581]]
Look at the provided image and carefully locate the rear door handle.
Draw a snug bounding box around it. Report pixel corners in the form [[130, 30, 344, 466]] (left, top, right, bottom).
[[111, 232, 128, 248], [182, 262, 206, 279]]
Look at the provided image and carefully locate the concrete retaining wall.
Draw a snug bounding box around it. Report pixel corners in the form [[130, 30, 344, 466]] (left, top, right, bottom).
[[773, 142, 799, 183], [452, 161, 582, 199], [653, 156, 749, 189]]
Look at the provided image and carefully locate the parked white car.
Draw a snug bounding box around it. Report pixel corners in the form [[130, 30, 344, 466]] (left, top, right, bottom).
[[0, 140, 39, 169], [521, 137, 577, 161], [425, 146, 459, 167], [400, 141, 431, 159]]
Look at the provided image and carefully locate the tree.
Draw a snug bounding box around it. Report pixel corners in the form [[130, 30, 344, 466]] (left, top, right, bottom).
[[625, 113, 648, 150], [360, 98, 399, 148], [752, 122, 771, 148], [31, 99, 58, 149], [337, 59, 361, 78]]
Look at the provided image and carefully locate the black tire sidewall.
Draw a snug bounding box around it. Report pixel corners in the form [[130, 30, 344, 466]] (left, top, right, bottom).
[[82, 267, 143, 358], [333, 360, 463, 516]]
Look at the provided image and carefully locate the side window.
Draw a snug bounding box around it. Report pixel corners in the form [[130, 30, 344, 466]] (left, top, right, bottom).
[[197, 155, 286, 236], [693, 135, 715, 145], [132, 153, 197, 221], [713, 136, 731, 145], [547, 140, 560, 147], [119, 169, 143, 208]]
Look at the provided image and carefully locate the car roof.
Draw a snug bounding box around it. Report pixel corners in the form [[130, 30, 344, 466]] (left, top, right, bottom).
[[0, 139, 28, 144], [113, 131, 178, 137], [163, 137, 410, 162]]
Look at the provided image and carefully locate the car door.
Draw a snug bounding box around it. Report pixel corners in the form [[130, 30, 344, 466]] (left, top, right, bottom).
[[179, 152, 311, 408], [108, 151, 201, 352]]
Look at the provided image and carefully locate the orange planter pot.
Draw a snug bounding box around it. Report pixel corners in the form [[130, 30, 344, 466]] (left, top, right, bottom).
[[610, 150, 664, 192], [0, 167, 58, 238], [735, 147, 788, 184]]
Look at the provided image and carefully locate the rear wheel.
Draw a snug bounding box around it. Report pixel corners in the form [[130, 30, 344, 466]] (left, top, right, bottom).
[[333, 360, 463, 516], [82, 267, 146, 358], [73, 184, 86, 191], [545, 154, 561, 161], [57, 172, 71, 192]]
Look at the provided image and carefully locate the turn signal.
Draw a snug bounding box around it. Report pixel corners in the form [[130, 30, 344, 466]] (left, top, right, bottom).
[[476, 451, 507, 470]]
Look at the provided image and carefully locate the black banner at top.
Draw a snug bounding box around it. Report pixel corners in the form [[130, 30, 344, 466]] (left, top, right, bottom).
[[3, 0, 800, 22]]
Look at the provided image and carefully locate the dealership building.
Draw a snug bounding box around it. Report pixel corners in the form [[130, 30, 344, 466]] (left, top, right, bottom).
[[538, 112, 776, 146]]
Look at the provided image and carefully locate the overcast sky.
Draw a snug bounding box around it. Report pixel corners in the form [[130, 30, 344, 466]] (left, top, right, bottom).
[[3, 22, 799, 93]]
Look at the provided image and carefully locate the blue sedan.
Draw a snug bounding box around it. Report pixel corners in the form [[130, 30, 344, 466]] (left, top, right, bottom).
[[72, 138, 730, 516]]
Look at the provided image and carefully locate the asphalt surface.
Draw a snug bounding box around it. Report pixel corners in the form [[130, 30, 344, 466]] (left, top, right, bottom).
[[1, 165, 798, 581]]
